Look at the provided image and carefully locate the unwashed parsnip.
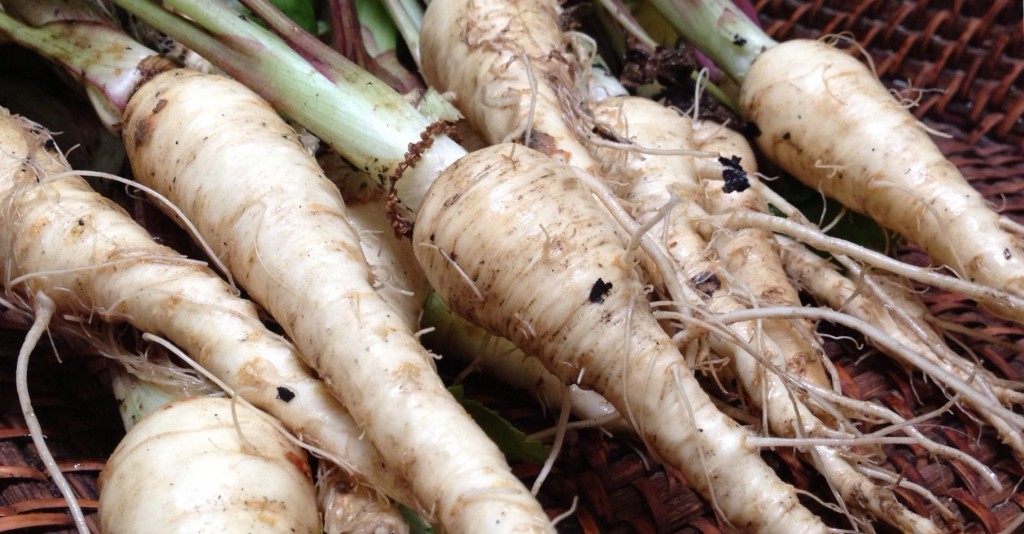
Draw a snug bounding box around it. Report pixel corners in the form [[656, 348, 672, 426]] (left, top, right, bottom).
[[121, 69, 553, 533], [336, 176, 629, 433], [0, 107, 411, 519], [414, 143, 828, 534], [100, 395, 320, 533], [690, 118, 830, 390], [587, 96, 939, 532], [739, 39, 1024, 322], [419, 0, 600, 173], [648, 0, 1024, 322]]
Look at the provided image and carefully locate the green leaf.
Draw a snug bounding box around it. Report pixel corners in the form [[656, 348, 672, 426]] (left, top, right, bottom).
[[449, 385, 552, 465], [356, 0, 398, 53], [268, 0, 317, 34], [770, 177, 899, 255], [399, 504, 435, 534]]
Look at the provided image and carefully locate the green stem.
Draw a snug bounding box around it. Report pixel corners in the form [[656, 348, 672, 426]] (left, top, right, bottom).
[[379, 0, 424, 68], [0, 11, 168, 130], [109, 364, 182, 431], [115, 0, 452, 196], [645, 0, 777, 83]]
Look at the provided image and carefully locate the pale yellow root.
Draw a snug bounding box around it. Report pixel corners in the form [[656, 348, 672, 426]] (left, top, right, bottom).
[[99, 396, 321, 533], [414, 143, 829, 534], [0, 108, 410, 513], [740, 38, 1024, 323], [420, 0, 600, 173], [122, 69, 553, 533], [691, 118, 831, 391], [584, 98, 940, 532], [334, 177, 629, 434]]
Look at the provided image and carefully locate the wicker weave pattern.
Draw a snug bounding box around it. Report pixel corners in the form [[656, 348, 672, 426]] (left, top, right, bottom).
[[756, 0, 1024, 145]]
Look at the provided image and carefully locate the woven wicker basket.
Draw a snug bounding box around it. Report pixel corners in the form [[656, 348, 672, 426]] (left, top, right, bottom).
[[1, 1, 1023, 533]]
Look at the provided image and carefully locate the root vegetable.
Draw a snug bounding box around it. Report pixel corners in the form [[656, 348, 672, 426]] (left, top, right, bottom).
[[334, 173, 628, 434], [588, 96, 940, 532], [690, 118, 830, 390], [99, 395, 320, 533], [0, 103, 413, 522], [414, 142, 828, 534], [419, 0, 598, 172], [121, 69, 553, 533], [738, 39, 1024, 322], [647, 0, 1024, 322]]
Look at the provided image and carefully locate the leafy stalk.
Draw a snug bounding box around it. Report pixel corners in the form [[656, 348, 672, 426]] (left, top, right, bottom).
[[0, 4, 171, 130], [113, 0, 463, 211]]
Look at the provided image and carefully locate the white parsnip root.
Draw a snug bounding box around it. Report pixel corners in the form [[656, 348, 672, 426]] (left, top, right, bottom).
[[121, 69, 553, 533], [420, 0, 598, 173], [740, 39, 1024, 322], [587, 96, 940, 532], [99, 396, 320, 533], [0, 106, 410, 528], [414, 143, 827, 534]]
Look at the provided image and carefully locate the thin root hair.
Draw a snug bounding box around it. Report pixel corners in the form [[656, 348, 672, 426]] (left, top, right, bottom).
[[140, 332, 361, 474], [550, 495, 579, 528], [16, 292, 90, 534], [48, 169, 238, 291], [819, 32, 879, 81], [708, 211, 1024, 313], [417, 242, 484, 301], [853, 464, 955, 521], [530, 388, 570, 495]]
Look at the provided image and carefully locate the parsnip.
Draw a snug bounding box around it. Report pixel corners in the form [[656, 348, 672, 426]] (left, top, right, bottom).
[[99, 396, 320, 533], [338, 180, 628, 434], [0, 106, 410, 521], [588, 96, 940, 532], [690, 118, 830, 390], [739, 39, 1024, 322], [414, 143, 828, 534], [647, 0, 1024, 322], [419, 0, 599, 173], [121, 69, 553, 533]]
